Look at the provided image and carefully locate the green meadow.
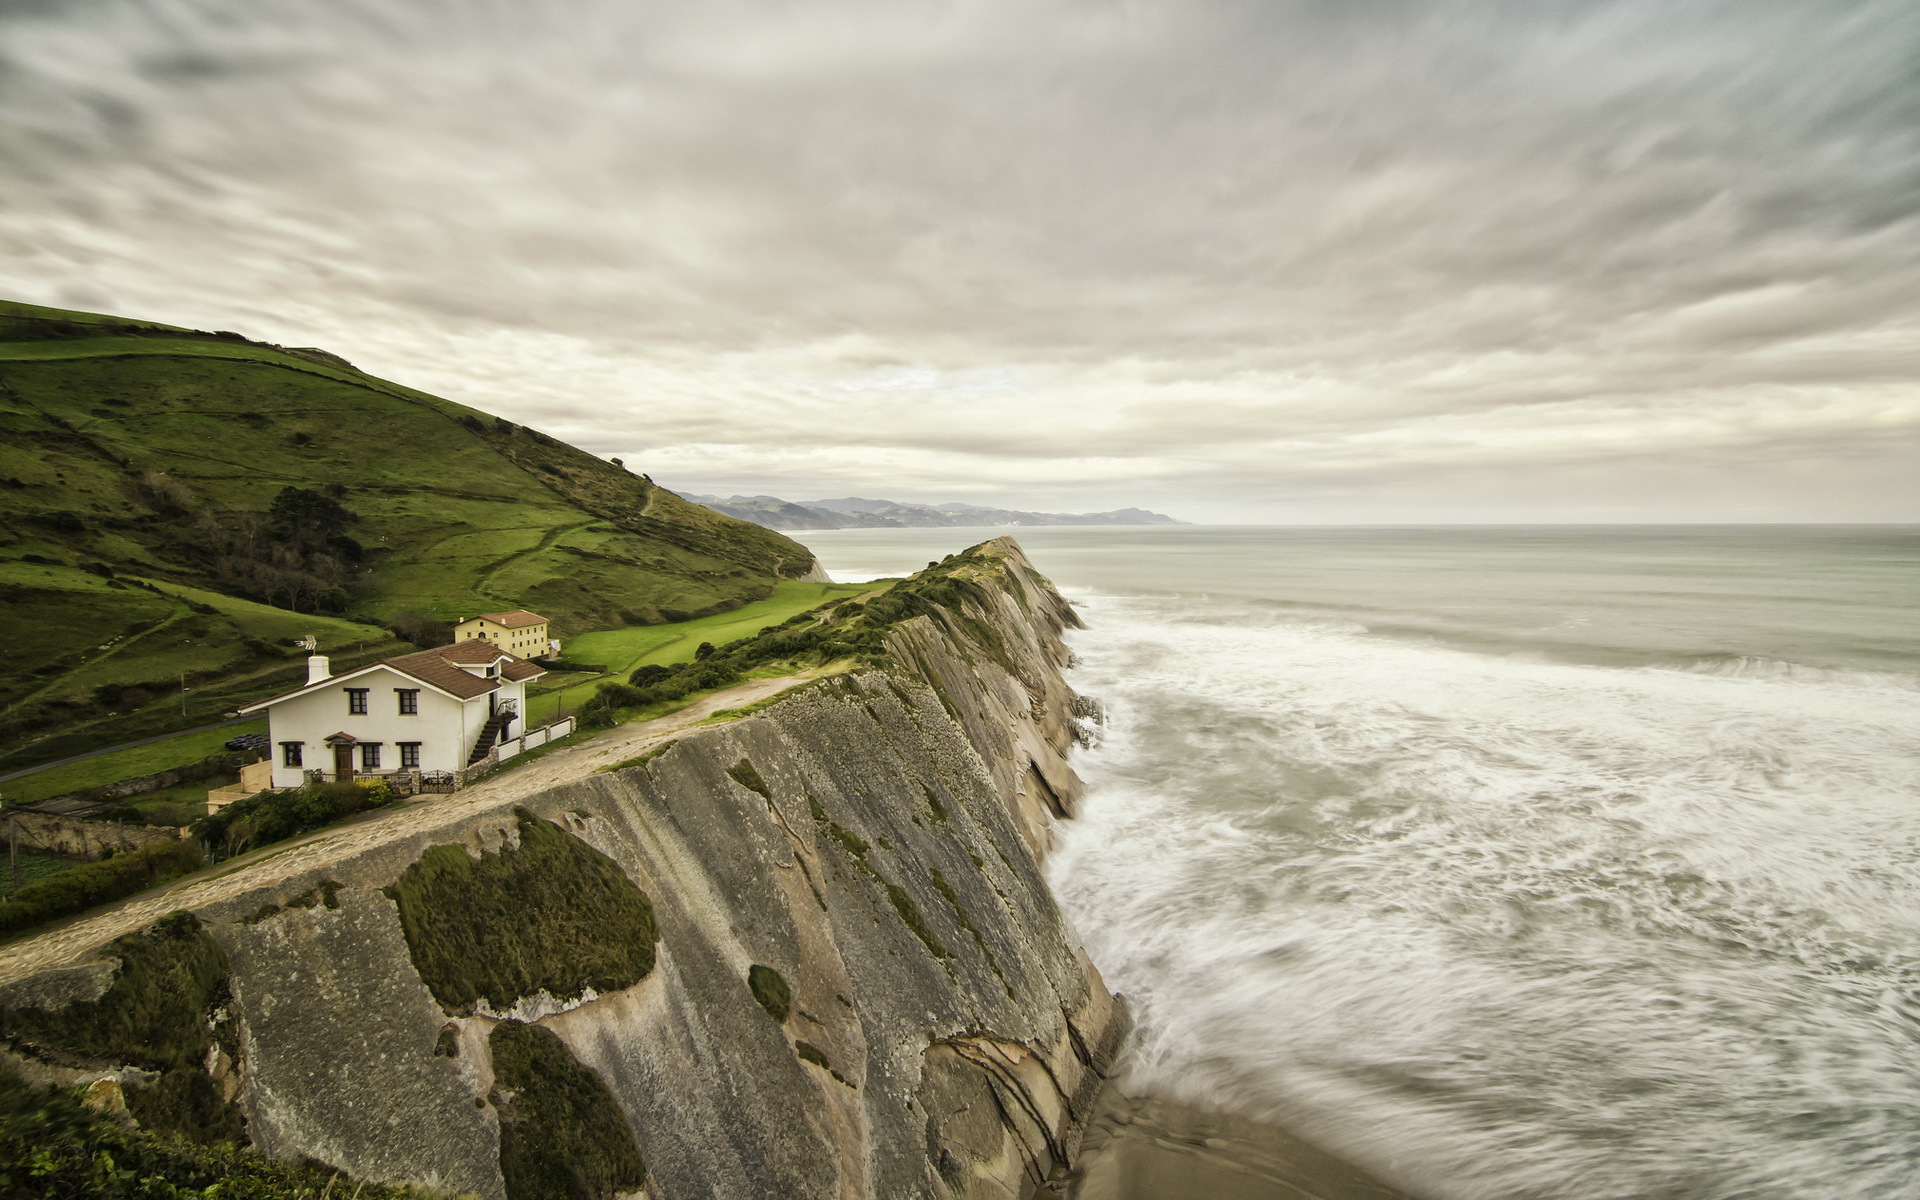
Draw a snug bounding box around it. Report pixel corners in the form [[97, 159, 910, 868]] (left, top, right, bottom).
[[526, 580, 884, 722], [0, 298, 819, 770], [0, 581, 884, 803]]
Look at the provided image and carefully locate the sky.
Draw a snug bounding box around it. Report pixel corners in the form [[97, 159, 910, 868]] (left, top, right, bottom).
[[2, 0, 1916, 523]]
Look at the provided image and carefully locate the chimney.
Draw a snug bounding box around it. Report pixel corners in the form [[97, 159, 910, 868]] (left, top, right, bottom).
[[307, 655, 331, 685]]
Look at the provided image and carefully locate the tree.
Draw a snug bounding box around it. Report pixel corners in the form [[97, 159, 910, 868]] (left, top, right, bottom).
[[267, 486, 355, 543]]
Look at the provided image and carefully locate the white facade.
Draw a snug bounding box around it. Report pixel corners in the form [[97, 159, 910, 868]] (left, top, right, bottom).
[[454, 610, 553, 658], [242, 653, 532, 789]]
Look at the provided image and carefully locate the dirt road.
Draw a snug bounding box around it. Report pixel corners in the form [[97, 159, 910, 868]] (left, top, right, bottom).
[[0, 669, 827, 986]]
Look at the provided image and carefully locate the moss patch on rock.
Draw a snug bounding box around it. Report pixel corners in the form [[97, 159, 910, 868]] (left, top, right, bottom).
[[747, 964, 791, 1024], [489, 1019, 646, 1200], [726, 758, 771, 799], [1, 910, 224, 1072], [0, 910, 244, 1144], [385, 808, 657, 1014]]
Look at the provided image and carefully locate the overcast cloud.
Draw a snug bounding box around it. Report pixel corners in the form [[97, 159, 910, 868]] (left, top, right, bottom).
[[2, 0, 1915, 521]]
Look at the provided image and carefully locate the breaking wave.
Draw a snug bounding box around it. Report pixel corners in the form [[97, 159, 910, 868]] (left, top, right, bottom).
[[1051, 592, 1920, 1200]]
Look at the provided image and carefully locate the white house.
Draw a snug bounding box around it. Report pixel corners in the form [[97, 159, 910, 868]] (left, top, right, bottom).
[[454, 609, 557, 659], [239, 641, 546, 789]]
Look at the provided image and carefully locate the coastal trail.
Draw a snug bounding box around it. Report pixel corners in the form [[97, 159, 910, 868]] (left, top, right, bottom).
[[0, 668, 833, 985]]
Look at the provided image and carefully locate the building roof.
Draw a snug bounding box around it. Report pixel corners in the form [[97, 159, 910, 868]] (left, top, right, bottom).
[[438, 640, 512, 664], [434, 640, 547, 680], [461, 609, 548, 629], [381, 647, 505, 699], [239, 643, 546, 712]]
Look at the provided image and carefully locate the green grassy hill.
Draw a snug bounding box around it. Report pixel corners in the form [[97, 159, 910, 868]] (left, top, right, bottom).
[[0, 298, 819, 768]]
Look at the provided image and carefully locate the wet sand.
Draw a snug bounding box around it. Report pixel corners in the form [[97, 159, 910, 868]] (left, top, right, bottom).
[[1064, 1089, 1415, 1200]]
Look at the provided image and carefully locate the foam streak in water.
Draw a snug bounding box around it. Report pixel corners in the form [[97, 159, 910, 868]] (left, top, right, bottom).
[[1051, 593, 1920, 1200]]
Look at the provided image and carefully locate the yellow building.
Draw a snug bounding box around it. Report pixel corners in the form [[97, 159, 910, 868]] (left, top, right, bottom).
[[453, 609, 555, 658]]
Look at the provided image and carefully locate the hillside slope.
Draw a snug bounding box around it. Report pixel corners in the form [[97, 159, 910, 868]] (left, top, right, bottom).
[[0, 299, 818, 763]]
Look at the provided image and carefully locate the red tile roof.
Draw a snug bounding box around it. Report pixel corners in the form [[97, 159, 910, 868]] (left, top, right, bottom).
[[464, 609, 547, 629], [438, 640, 513, 664], [240, 643, 545, 711]]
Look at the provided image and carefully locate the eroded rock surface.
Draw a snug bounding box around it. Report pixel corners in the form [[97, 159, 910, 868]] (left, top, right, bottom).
[[0, 539, 1122, 1199]]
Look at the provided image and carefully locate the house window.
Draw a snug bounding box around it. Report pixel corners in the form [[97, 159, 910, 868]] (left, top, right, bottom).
[[360, 743, 382, 770], [396, 688, 419, 714], [281, 742, 304, 767], [398, 742, 421, 770], [346, 687, 369, 714]]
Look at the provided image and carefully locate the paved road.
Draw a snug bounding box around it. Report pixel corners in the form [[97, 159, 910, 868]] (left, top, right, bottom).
[[0, 715, 261, 786], [0, 669, 828, 985]]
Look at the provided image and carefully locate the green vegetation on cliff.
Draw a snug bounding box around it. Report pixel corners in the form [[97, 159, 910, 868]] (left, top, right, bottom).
[[489, 1020, 647, 1200], [0, 1063, 427, 1200], [385, 807, 657, 1014], [0, 912, 243, 1144], [0, 841, 205, 937], [0, 297, 816, 765], [747, 963, 792, 1023]]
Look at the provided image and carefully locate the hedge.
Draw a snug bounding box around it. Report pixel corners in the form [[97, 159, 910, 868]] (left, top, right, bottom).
[[0, 840, 203, 935]]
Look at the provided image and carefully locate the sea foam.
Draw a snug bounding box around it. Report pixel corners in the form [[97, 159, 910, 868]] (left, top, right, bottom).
[[1051, 592, 1920, 1200]]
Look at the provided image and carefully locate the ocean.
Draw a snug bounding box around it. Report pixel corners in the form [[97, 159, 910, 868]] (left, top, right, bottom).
[[798, 525, 1920, 1200]]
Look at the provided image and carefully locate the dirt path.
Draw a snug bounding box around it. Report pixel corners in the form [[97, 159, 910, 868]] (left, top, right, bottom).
[[0, 669, 829, 986]]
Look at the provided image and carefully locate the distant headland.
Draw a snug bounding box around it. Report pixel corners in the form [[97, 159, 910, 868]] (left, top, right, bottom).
[[680, 491, 1187, 531]]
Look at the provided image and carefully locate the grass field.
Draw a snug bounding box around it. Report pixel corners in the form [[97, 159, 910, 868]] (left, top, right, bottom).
[[0, 851, 75, 898], [0, 582, 881, 800], [1, 721, 264, 805], [525, 580, 885, 723], [0, 297, 819, 768]]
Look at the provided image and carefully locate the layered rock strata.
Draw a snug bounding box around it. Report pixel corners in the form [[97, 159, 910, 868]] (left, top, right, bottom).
[[0, 538, 1123, 1200]]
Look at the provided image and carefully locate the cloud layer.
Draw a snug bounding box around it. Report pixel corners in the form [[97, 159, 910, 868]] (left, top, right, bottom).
[[2, 0, 1915, 520]]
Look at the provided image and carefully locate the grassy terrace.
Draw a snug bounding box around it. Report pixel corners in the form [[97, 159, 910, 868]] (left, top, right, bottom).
[[526, 579, 885, 724], [0, 722, 264, 806], [0, 580, 889, 806]]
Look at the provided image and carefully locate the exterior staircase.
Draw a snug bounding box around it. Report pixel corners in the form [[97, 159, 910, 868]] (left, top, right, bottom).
[[467, 707, 516, 765]]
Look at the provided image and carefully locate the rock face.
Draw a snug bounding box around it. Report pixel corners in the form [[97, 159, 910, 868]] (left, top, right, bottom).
[[0, 538, 1123, 1200]]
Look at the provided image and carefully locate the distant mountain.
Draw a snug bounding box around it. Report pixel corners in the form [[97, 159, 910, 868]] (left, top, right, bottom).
[[681, 492, 1187, 531]]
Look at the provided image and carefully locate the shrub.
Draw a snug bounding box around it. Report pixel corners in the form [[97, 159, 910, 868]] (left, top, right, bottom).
[[191, 779, 389, 857], [0, 1061, 426, 1198], [0, 841, 204, 935], [628, 663, 674, 687], [388, 612, 453, 647]]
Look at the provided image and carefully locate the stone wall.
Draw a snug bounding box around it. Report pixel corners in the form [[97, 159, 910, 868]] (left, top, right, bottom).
[[3, 810, 180, 859]]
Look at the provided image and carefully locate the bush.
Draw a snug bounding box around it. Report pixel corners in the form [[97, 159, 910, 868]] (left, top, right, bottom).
[[388, 612, 453, 647], [628, 663, 673, 687], [0, 840, 204, 934], [534, 658, 605, 673], [191, 779, 390, 857], [747, 964, 791, 1024], [490, 1020, 646, 1200], [0, 1062, 427, 1198]]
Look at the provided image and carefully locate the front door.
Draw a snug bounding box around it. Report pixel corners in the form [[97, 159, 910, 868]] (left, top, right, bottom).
[[333, 743, 353, 781]]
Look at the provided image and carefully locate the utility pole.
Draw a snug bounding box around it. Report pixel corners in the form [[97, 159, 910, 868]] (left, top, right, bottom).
[[8, 808, 17, 896], [180, 671, 189, 717]]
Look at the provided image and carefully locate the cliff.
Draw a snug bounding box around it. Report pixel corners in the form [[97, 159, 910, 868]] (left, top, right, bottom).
[[0, 538, 1123, 1200]]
